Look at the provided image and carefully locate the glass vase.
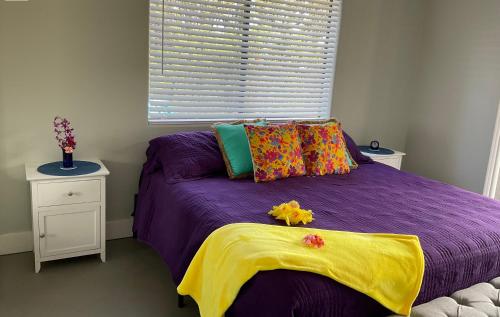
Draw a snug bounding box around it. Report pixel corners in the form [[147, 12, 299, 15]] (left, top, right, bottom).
[[62, 150, 74, 169]]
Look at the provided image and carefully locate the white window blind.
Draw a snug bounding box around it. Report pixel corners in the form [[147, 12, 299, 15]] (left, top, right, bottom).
[[149, 0, 342, 123]]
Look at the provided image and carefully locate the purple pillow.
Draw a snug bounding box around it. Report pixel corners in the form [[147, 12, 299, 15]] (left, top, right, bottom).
[[144, 131, 226, 182], [342, 131, 373, 165]]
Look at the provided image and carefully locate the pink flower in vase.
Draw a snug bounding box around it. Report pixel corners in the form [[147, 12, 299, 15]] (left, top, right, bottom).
[[53, 116, 77, 151]]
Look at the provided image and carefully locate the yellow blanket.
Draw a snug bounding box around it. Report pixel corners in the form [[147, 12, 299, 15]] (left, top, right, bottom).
[[177, 223, 425, 317]]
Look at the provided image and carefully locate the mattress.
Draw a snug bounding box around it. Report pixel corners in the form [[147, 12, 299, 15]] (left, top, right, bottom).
[[133, 163, 500, 317]]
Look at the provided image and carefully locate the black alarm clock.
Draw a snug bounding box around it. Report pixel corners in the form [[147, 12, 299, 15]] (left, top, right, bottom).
[[359, 142, 395, 155], [370, 140, 380, 151]]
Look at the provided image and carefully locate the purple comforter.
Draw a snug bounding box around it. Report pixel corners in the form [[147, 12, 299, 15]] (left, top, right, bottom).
[[133, 162, 500, 316]]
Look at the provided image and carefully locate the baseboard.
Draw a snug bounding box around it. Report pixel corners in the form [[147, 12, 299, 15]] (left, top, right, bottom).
[[106, 217, 134, 240], [0, 231, 34, 255], [0, 217, 134, 256]]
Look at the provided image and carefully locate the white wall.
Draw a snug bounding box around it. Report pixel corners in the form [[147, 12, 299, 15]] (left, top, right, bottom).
[[405, 0, 500, 193]]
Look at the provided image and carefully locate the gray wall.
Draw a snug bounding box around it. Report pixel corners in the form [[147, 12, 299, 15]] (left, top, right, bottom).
[[404, 0, 500, 193], [334, 0, 424, 151], [0, 0, 179, 235], [0, 0, 423, 235]]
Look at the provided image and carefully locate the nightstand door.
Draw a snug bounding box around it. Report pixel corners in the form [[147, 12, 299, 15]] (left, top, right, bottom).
[[38, 204, 101, 257]]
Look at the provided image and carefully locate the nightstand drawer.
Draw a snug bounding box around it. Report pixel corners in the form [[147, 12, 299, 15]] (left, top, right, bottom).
[[374, 157, 402, 169], [37, 180, 101, 207], [360, 149, 406, 171]]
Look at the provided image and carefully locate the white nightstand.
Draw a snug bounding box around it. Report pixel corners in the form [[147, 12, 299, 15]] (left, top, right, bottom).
[[25, 160, 110, 273], [360, 150, 406, 170]]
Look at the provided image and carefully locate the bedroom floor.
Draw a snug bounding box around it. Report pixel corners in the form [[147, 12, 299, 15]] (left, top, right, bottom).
[[0, 238, 199, 317]]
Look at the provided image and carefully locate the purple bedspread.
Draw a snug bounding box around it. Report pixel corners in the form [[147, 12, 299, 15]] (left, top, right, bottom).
[[133, 163, 500, 317]]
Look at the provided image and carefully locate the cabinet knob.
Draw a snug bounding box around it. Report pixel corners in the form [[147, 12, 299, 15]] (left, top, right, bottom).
[[67, 192, 74, 197], [40, 233, 46, 238]]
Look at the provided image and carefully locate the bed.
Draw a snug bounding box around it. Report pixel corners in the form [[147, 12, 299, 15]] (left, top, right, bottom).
[[133, 131, 500, 317]]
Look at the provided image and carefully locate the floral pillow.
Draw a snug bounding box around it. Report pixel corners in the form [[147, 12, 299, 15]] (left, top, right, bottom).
[[296, 118, 358, 170], [244, 124, 306, 182], [296, 121, 351, 176]]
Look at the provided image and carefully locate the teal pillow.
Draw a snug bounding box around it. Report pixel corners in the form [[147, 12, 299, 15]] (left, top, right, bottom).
[[214, 121, 266, 179]]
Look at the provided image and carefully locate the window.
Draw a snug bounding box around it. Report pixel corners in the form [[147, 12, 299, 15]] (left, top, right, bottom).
[[148, 0, 342, 123]]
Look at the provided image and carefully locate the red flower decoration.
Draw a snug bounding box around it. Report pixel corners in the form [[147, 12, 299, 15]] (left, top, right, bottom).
[[303, 234, 325, 248]]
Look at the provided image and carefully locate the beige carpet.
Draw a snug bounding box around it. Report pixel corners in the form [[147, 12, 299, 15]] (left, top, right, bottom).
[[0, 238, 199, 317]]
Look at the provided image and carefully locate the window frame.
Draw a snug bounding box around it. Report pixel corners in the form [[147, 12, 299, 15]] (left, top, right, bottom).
[[148, 0, 343, 125]]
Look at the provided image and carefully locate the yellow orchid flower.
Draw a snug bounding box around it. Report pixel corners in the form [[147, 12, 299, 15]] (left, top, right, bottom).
[[268, 200, 314, 226]]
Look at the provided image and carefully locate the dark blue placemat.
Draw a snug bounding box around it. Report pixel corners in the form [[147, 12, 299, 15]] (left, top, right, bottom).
[[37, 161, 101, 176], [358, 146, 395, 155]]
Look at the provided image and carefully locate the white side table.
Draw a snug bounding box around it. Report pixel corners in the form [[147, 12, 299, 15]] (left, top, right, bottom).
[[25, 160, 109, 273], [361, 150, 406, 170]]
